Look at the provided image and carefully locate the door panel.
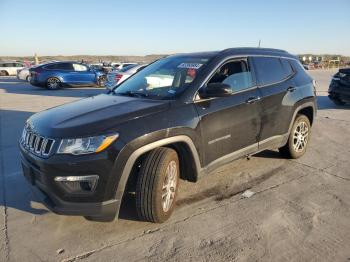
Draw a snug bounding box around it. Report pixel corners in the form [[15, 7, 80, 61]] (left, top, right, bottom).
[[252, 57, 296, 141], [195, 88, 261, 166], [69, 64, 96, 85], [257, 78, 295, 140]]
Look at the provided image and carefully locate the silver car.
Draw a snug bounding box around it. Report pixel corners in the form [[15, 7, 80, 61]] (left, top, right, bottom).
[[106, 64, 147, 89]]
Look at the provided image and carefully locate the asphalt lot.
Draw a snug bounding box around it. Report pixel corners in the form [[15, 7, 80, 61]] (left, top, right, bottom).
[[0, 70, 349, 262]]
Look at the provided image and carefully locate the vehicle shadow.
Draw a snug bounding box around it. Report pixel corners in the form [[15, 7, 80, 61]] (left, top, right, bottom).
[[0, 77, 105, 98], [317, 95, 350, 110], [0, 109, 49, 216], [253, 150, 285, 159]]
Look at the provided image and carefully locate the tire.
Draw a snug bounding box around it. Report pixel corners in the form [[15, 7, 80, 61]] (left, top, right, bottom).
[[26, 75, 31, 82], [46, 77, 61, 90], [279, 114, 311, 159], [136, 147, 179, 223], [0, 70, 9, 76]]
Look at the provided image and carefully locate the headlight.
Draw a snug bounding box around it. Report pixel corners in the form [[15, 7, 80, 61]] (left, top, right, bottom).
[[57, 134, 119, 155]]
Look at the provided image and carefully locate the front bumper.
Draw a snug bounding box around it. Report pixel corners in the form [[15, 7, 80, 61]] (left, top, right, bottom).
[[19, 140, 125, 217], [329, 80, 350, 101]]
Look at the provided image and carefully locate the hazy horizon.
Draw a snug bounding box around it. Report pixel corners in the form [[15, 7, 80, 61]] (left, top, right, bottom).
[[1, 0, 349, 56]]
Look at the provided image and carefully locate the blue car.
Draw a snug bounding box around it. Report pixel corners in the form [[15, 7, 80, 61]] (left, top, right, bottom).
[[29, 61, 105, 90]]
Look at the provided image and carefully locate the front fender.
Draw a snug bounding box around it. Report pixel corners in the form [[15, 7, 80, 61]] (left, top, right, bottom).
[[109, 134, 201, 218]]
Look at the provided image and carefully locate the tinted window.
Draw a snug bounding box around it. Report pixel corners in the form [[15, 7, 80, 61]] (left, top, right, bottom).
[[58, 63, 73, 70], [44, 64, 57, 70], [254, 57, 286, 85], [280, 59, 293, 76], [208, 60, 253, 93], [44, 63, 72, 70]]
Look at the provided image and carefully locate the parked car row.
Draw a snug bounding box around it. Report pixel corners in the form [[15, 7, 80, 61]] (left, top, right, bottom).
[[0, 60, 145, 90], [105, 64, 148, 89]]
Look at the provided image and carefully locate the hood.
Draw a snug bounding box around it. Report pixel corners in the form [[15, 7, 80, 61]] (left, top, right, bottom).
[[27, 94, 170, 138]]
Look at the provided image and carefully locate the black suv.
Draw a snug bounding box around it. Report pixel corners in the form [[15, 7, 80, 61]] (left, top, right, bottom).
[[329, 68, 350, 105], [20, 48, 317, 223]]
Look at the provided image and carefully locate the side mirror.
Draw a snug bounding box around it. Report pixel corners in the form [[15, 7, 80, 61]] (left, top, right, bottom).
[[202, 83, 232, 98]]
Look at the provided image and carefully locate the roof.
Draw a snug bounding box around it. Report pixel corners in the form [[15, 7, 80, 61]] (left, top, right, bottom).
[[170, 47, 296, 60]]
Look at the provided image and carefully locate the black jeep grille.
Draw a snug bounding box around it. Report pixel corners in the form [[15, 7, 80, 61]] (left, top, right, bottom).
[[21, 128, 55, 157]]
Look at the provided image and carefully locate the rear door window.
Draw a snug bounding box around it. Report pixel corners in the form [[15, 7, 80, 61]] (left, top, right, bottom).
[[253, 57, 287, 86], [280, 59, 294, 77], [59, 63, 73, 70]]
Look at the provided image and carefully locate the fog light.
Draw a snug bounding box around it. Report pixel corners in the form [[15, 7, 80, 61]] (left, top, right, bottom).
[[54, 175, 99, 193]]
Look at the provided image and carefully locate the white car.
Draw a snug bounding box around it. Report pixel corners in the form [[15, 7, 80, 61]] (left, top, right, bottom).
[[0, 62, 25, 76], [112, 62, 139, 71], [106, 64, 147, 88], [17, 68, 31, 81]]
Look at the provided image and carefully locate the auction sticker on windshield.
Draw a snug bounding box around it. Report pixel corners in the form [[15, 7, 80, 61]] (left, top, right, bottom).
[[177, 63, 203, 69]]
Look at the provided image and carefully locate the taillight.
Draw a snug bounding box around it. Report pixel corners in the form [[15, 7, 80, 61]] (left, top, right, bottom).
[[115, 74, 123, 82]]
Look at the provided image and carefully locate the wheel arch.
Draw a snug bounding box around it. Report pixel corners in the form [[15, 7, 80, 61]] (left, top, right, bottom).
[[0, 70, 9, 76], [288, 101, 316, 135], [114, 136, 201, 211], [46, 75, 64, 83]]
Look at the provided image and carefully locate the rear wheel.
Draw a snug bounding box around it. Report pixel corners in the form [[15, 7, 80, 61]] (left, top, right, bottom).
[[136, 147, 179, 223], [46, 77, 61, 90], [26, 75, 31, 82], [0, 70, 9, 76], [279, 114, 311, 159]]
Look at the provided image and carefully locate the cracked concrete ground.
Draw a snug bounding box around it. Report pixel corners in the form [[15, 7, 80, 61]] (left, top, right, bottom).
[[0, 69, 349, 261]]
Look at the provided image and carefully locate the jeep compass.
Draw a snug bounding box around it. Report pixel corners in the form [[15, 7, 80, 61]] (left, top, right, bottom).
[[20, 48, 317, 223]]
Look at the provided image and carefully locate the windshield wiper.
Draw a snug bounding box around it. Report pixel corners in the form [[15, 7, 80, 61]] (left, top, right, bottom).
[[115, 91, 149, 98]]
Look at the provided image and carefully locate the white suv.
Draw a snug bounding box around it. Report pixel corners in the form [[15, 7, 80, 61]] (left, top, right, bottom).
[[0, 62, 25, 76]]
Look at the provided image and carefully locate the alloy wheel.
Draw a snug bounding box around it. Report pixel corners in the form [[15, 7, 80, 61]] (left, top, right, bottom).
[[293, 121, 309, 153], [161, 160, 178, 212], [47, 78, 60, 89]]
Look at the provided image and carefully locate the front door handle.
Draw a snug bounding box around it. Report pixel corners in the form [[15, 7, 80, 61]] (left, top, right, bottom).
[[245, 96, 261, 104], [287, 86, 296, 92]]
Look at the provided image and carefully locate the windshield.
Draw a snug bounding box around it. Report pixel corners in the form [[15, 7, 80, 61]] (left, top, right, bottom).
[[113, 56, 211, 99]]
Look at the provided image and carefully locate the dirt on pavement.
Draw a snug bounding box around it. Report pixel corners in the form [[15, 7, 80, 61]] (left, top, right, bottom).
[[0, 69, 349, 262]]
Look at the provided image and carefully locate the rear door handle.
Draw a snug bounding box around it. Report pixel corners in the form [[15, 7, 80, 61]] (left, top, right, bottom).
[[245, 96, 261, 104], [287, 86, 296, 92]]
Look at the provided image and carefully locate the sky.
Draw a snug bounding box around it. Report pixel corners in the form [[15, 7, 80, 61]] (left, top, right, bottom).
[[0, 0, 349, 56]]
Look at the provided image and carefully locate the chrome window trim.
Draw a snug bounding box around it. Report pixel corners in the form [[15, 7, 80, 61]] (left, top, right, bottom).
[[192, 54, 299, 102]]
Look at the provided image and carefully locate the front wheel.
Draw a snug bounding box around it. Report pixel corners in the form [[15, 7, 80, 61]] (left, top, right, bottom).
[[136, 147, 179, 223], [279, 114, 311, 159]]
